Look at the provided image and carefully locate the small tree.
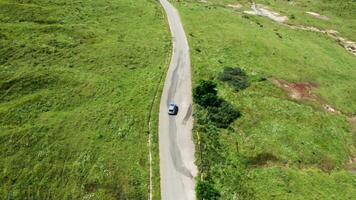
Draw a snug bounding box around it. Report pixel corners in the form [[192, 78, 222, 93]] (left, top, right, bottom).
[[196, 180, 220, 200], [194, 80, 221, 107], [207, 101, 241, 128], [218, 67, 249, 91]]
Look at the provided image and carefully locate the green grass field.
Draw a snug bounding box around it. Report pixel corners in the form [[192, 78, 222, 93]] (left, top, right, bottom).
[[0, 0, 169, 199], [174, 0, 356, 199]]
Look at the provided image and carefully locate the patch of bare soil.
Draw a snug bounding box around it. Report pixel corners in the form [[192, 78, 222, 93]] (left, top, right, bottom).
[[306, 11, 329, 20], [272, 79, 318, 100], [346, 156, 356, 173], [248, 152, 279, 167], [199, 0, 207, 3], [244, 3, 288, 23], [272, 79, 341, 114], [349, 116, 356, 131], [227, 4, 242, 10]]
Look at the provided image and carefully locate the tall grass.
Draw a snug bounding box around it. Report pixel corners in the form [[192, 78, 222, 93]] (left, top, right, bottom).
[[0, 0, 170, 199]]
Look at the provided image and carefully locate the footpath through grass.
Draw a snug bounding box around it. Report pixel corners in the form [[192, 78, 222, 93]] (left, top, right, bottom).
[[174, 0, 356, 199], [0, 0, 169, 199]]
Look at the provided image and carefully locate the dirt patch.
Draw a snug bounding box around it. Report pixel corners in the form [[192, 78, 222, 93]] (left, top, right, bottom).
[[319, 156, 337, 171], [227, 4, 242, 10], [84, 183, 98, 193], [322, 104, 341, 114], [272, 79, 342, 114], [349, 116, 356, 131], [244, 3, 288, 23], [306, 11, 329, 20], [199, 0, 208, 3], [248, 152, 279, 167], [272, 79, 318, 100], [346, 156, 356, 173]]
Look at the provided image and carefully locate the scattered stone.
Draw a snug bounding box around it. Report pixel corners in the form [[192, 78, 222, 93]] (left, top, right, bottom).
[[323, 104, 341, 114], [306, 11, 329, 20], [244, 3, 288, 23], [326, 29, 339, 36], [226, 4, 242, 10]]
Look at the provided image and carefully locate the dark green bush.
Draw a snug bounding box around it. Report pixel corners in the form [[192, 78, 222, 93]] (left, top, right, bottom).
[[196, 180, 220, 200], [218, 67, 249, 91], [207, 101, 241, 128], [193, 80, 241, 128], [200, 93, 222, 108], [194, 80, 221, 107]]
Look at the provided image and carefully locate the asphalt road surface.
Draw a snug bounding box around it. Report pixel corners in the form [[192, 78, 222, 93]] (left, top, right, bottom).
[[158, 0, 197, 199]]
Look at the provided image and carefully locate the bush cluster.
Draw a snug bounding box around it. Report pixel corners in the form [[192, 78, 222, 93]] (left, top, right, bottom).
[[193, 80, 220, 108], [193, 80, 240, 128], [207, 101, 241, 128], [194, 80, 248, 199], [218, 66, 249, 91], [196, 180, 220, 200]]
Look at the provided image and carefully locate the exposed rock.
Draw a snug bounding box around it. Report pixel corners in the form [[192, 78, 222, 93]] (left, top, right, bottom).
[[306, 11, 330, 20], [227, 4, 242, 10], [244, 3, 288, 23]]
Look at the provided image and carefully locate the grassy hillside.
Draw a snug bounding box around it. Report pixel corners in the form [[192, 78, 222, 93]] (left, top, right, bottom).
[[0, 0, 169, 199], [173, 0, 356, 199]]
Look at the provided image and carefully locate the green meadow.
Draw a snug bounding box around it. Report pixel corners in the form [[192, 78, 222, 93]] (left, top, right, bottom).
[[174, 0, 356, 199], [0, 0, 169, 199]]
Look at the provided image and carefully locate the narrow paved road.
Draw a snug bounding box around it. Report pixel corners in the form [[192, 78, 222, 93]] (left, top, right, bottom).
[[158, 0, 197, 199]]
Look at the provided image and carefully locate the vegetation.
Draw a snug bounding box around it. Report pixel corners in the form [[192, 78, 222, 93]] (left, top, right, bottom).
[[193, 80, 240, 128], [0, 0, 169, 199], [207, 101, 241, 128], [193, 80, 220, 108], [218, 67, 249, 91], [196, 180, 220, 200], [175, 0, 356, 199]]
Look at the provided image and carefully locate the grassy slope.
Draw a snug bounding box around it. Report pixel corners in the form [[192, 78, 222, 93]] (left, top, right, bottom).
[[256, 0, 356, 41], [174, 0, 356, 199], [0, 0, 169, 199]]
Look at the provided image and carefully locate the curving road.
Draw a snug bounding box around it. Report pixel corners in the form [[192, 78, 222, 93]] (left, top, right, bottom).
[[158, 0, 197, 199]]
